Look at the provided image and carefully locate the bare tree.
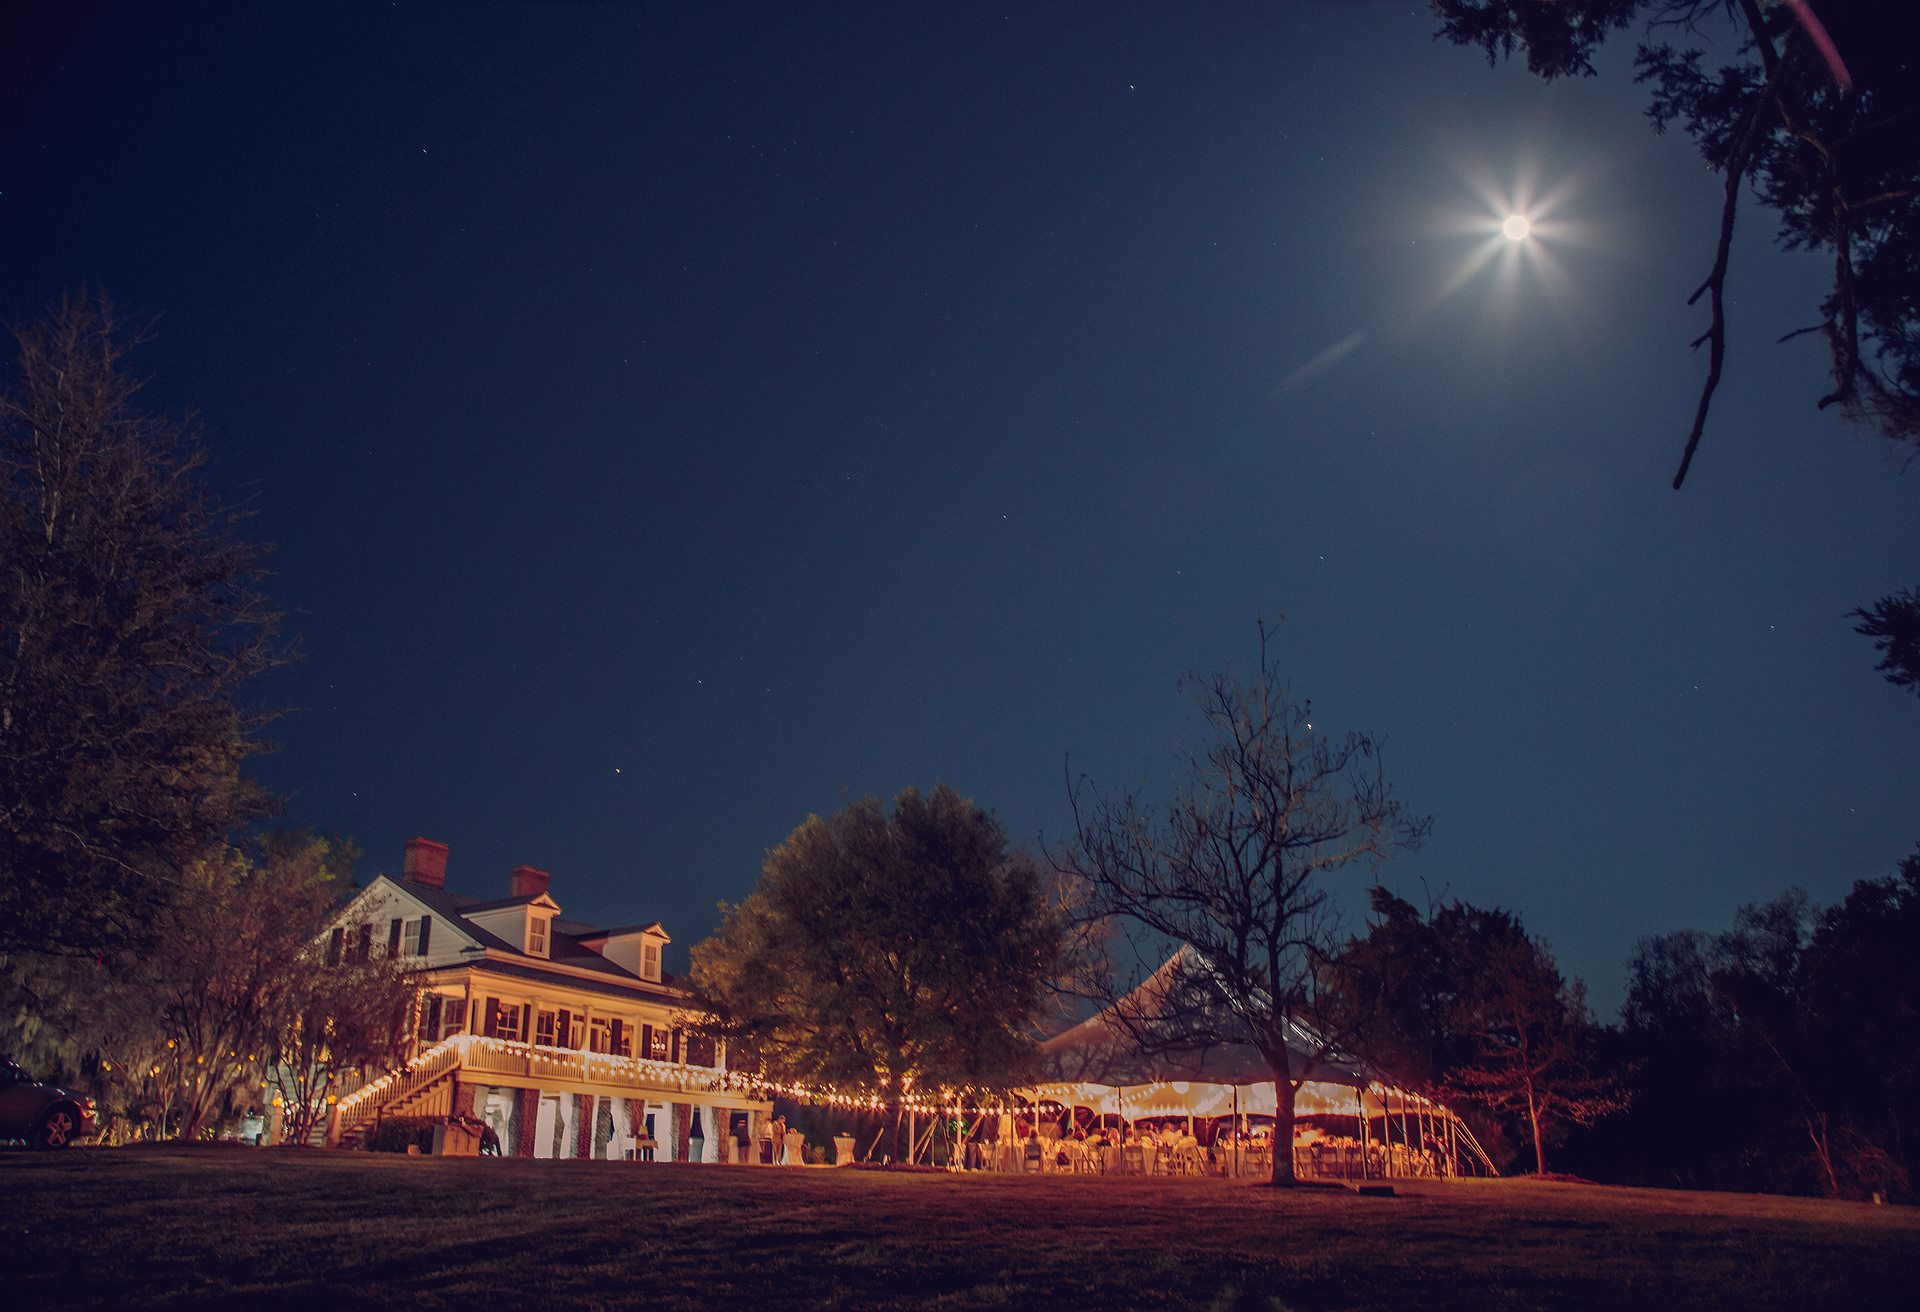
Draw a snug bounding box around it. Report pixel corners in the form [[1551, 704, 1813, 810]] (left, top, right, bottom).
[[266, 941, 412, 1147], [125, 833, 408, 1141], [1056, 627, 1430, 1186]]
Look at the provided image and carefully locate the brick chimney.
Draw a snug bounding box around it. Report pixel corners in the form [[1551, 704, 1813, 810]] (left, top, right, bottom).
[[402, 837, 449, 889], [510, 865, 551, 899]]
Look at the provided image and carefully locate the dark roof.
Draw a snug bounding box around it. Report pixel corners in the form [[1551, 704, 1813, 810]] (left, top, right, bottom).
[[469, 958, 686, 1003], [459, 891, 553, 914], [377, 875, 669, 984], [390, 880, 519, 954], [574, 922, 668, 941], [544, 933, 647, 979]]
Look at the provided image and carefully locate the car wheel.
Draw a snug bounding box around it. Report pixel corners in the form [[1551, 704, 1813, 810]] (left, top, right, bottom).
[[35, 1106, 78, 1150]]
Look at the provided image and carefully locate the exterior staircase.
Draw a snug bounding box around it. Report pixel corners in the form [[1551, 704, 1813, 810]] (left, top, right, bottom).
[[327, 1036, 466, 1148]]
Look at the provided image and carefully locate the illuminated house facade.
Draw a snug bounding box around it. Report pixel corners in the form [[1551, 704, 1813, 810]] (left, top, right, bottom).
[[324, 837, 768, 1160]]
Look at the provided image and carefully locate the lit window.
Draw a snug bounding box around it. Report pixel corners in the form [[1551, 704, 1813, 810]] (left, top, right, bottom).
[[494, 1003, 526, 1043], [642, 942, 660, 980], [588, 1018, 613, 1054], [535, 1010, 557, 1047], [402, 918, 424, 957], [528, 916, 549, 957]]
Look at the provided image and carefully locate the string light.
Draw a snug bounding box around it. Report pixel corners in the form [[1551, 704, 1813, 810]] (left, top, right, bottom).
[[336, 1026, 1460, 1136]]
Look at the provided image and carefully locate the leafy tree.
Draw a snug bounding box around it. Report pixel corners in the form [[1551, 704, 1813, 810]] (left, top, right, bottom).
[[1329, 886, 1458, 1092], [1801, 847, 1920, 1198], [0, 294, 283, 958], [1613, 862, 1919, 1199], [1335, 890, 1622, 1176], [2, 833, 410, 1142], [1441, 906, 1625, 1175], [1057, 629, 1430, 1186], [1610, 927, 1745, 1187], [1431, 1, 1920, 486], [1708, 889, 1846, 1193], [689, 785, 1067, 1162]]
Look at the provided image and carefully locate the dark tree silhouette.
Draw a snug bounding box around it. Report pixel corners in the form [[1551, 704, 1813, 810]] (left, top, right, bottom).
[[1335, 890, 1623, 1175], [1612, 858, 1920, 1200], [1057, 628, 1430, 1186], [1441, 907, 1625, 1176], [1852, 588, 1920, 696], [0, 295, 283, 958], [689, 785, 1066, 1163]]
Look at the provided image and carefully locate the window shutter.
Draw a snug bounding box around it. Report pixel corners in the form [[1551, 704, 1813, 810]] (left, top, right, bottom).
[[356, 923, 373, 961], [640, 1024, 653, 1060], [483, 998, 500, 1037], [670, 1028, 681, 1063], [387, 917, 403, 957], [417, 916, 432, 956], [327, 927, 344, 966], [556, 1009, 571, 1049], [424, 994, 443, 1040], [610, 1018, 625, 1055]]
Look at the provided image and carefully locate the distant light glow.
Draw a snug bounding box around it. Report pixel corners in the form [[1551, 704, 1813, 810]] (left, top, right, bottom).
[[1414, 151, 1602, 339]]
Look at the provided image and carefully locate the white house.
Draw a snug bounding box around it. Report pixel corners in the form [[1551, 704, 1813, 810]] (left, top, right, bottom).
[[323, 836, 769, 1161]]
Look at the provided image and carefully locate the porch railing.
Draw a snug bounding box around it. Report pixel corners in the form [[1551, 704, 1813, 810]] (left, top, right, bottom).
[[328, 1033, 740, 1144], [456, 1034, 734, 1097], [330, 1036, 464, 1144]]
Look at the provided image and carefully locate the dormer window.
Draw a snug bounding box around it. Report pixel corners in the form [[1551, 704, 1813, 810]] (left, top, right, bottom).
[[528, 915, 550, 958], [573, 921, 669, 981]]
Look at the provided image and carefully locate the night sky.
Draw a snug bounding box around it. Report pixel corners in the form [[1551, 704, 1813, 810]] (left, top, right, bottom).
[[5, 2, 1913, 1012]]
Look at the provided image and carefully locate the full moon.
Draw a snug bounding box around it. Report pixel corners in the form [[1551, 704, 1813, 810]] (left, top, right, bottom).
[[1502, 214, 1532, 242]]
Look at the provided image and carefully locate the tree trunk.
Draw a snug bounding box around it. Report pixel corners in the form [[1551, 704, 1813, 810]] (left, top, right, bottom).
[[885, 1075, 905, 1165], [1266, 1047, 1298, 1187], [1525, 1078, 1546, 1176], [1805, 1111, 1840, 1198]]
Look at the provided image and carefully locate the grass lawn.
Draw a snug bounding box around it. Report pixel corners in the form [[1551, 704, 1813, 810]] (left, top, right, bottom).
[[6, 1145, 1918, 1310]]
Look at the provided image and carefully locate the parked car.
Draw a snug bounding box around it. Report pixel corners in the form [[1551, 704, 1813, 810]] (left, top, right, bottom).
[[0, 1058, 97, 1149]]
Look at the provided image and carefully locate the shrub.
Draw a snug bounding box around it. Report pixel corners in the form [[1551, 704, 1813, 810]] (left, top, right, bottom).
[[366, 1116, 439, 1154]]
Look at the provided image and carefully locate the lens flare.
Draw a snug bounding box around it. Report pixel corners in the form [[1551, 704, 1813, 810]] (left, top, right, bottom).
[[1502, 214, 1531, 242]]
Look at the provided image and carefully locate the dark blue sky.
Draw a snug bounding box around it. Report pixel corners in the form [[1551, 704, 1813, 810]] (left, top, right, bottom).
[[5, 2, 1913, 1012]]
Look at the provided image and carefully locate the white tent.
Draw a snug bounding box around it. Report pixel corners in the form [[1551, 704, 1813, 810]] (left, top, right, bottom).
[[1026, 950, 1495, 1176], [1036, 948, 1372, 1104]]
